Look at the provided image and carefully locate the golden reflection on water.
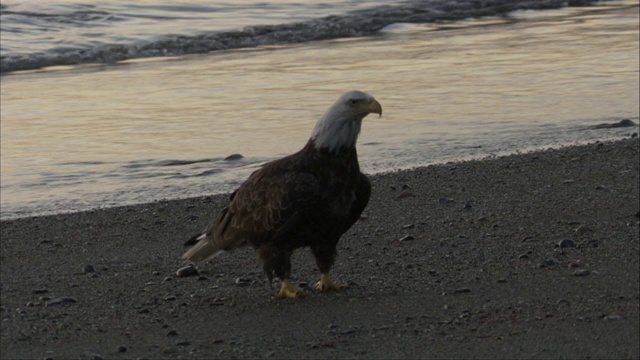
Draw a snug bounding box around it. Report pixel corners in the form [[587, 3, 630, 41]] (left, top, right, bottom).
[[1, 2, 638, 216]]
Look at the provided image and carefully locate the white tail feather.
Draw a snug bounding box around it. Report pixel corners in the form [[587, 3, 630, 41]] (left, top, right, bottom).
[[182, 236, 224, 262]]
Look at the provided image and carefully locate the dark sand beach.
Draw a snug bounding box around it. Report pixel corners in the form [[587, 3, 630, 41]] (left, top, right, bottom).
[[1, 137, 638, 360]]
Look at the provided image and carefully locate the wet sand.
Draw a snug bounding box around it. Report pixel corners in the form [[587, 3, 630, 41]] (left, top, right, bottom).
[[1, 137, 638, 359]]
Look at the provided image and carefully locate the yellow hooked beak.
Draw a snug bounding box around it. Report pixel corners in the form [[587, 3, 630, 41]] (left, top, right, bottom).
[[358, 99, 382, 117]]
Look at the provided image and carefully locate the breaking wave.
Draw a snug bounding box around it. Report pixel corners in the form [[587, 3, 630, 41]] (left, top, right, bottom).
[[1, 0, 600, 74]]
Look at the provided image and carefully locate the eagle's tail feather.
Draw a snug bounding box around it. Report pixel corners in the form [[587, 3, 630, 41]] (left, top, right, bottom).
[[182, 234, 224, 262], [184, 232, 203, 246]]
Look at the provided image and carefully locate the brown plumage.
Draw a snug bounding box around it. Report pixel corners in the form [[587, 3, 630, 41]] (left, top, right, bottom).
[[182, 90, 382, 299]]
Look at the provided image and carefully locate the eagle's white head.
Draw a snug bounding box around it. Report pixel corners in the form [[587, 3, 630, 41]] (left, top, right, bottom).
[[310, 90, 382, 152]]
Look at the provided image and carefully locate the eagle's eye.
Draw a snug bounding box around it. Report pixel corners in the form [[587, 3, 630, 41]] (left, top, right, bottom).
[[348, 99, 358, 105]]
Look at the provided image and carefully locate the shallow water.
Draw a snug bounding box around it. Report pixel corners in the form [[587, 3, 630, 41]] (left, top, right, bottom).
[[1, 2, 638, 219]]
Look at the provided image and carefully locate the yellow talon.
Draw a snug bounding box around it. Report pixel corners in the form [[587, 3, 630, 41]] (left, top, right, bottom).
[[315, 273, 346, 292], [273, 280, 306, 299]]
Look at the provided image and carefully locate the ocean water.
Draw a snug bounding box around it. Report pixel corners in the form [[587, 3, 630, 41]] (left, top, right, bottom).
[[1, 0, 638, 220]]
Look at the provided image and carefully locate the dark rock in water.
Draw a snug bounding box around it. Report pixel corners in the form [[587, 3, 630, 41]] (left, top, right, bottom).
[[589, 119, 636, 129], [45, 297, 77, 306], [568, 0, 596, 5], [558, 239, 576, 248], [176, 264, 199, 277], [224, 154, 244, 161]]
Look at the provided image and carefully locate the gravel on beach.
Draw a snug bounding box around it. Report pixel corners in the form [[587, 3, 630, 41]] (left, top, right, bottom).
[[1, 137, 638, 359]]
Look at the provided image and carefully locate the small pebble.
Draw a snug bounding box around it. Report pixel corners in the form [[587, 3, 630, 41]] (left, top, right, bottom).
[[540, 258, 559, 268], [176, 265, 199, 277], [568, 260, 582, 268], [116, 345, 127, 353], [558, 239, 576, 248], [340, 328, 357, 335], [83, 265, 96, 274], [603, 315, 622, 321], [573, 269, 591, 276], [176, 340, 191, 346], [33, 288, 48, 294], [438, 197, 455, 205], [399, 235, 414, 242], [454, 288, 471, 294], [45, 297, 77, 306], [209, 298, 226, 306], [235, 277, 252, 286], [396, 190, 415, 199], [575, 225, 592, 235], [167, 330, 178, 337]]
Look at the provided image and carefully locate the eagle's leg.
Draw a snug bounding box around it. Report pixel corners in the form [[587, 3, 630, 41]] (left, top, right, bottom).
[[274, 280, 306, 299], [311, 245, 347, 292], [316, 272, 346, 292], [261, 247, 305, 299]]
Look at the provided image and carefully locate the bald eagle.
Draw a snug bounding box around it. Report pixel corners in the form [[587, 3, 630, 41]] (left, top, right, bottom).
[[182, 90, 382, 299]]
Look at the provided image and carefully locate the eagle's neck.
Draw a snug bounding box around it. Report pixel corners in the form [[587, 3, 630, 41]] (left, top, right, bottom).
[[310, 114, 363, 152]]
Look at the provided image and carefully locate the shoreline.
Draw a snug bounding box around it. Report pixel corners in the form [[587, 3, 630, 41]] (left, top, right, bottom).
[[2, 134, 637, 223], [1, 137, 638, 359]]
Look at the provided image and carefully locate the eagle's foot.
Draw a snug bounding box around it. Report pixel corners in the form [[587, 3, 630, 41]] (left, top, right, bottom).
[[273, 280, 306, 299], [315, 273, 346, 292]]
